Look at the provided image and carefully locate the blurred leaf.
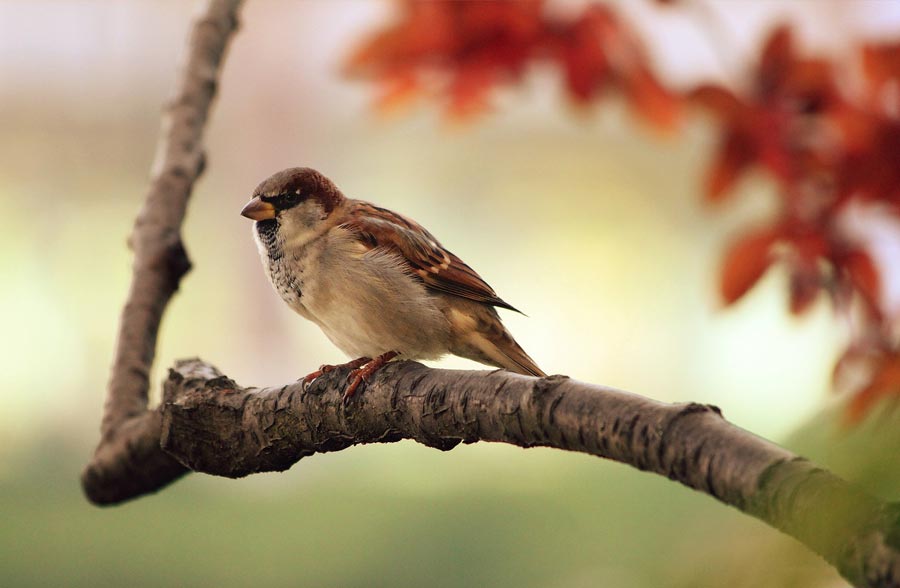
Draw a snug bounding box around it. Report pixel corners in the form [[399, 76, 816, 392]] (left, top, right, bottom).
[[374, 69, 420, 113], [788, 263, 820, 316], [558, 8, 611, 102], [757, 25, 793, 98], [846, 355, 900, 425], [623, 63, 681, 132], [862, 42, 900, 113], [843, 248, 881, 312], [347, 0, 678, 129], [705, 128, 756, 201], [688, 84, 742, 118], [720, 228, 779, 304]]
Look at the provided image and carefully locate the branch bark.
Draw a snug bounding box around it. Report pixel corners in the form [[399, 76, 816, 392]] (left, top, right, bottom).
[[83, 0, 243, 500], [88, 357, 900, 587], [81, 2, 900, 587]]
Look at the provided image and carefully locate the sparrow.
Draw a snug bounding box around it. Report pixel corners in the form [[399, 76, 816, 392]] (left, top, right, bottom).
[[240, 167, 545, 401]]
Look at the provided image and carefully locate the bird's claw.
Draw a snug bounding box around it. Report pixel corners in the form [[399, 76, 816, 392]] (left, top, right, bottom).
[[302, 357, 375, 396], [340, 351, 399, 405], [300, 365, 327, 391], [300, 353, 397, 403], [343, 370, 366, 405]]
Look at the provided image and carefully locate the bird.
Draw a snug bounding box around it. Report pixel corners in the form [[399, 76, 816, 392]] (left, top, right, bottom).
[[240, 167, 545, 401]]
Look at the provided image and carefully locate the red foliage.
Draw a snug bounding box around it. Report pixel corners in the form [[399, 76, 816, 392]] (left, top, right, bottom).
[[348, 2, 900, 422], [689, 28, 841, 201], [346, 1, 680, 128], [700, 28, 898, 418], [719, 227, 780, 305], [843, 248, 881, 312], [845, 352, 900, 425]]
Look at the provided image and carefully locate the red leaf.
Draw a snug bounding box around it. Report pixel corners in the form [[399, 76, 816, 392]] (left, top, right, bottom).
[[688, 84, 743, 119], [720, 228, 780, 304], [558, 10, 611, 102], [458, 0, 543, 41], [754, 111, 794, 183], [843, 248, 881, 311], [782, 58, 837, 111], [832, 345, 875, 388], [791, 232, 829, 261], [845, 356, 900, 425], [789, 263, 821, 315], [706, 130, 756, 201], [447, 61, 496, 119], [757, 25, 793, 97], [862, 42, 900, 111], [623, 64, 681, 132], [781, 232, 829, 316], [373, 70, 420, 113], [838, 120, 900, 202], [345, 2, 454, 74]]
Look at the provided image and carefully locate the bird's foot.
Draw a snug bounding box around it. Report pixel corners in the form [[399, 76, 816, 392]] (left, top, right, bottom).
[[301, 357, 371, 391], [344, 351, 400, 404]]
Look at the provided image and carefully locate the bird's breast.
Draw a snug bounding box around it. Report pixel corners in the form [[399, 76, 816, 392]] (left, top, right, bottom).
[[255, 220, 307, 312], [254, 222, 452, 360], [300, 239, 452, 359]]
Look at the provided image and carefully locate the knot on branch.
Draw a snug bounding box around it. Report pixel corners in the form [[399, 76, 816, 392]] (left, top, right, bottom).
[[127, 227, 192, 288], [160, 235, 192, 286]]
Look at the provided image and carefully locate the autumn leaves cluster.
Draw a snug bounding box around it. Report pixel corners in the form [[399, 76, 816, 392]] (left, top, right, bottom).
[[346, 0, 900, 422]]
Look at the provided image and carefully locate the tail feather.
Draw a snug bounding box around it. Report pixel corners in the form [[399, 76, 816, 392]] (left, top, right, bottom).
[[494, 336, 546, 377], [464, 328, 546, 378], [446, 302, 546, 377]]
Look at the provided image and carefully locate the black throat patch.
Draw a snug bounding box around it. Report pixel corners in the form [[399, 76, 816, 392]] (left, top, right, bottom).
[[255, 218, 302, 301], [255, 219, 282, 261]]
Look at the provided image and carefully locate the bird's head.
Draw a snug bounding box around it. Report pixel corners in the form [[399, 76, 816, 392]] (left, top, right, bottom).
[[241, 167, 344, 240]]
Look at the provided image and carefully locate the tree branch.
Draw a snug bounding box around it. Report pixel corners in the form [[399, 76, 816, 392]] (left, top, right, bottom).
[[89, 358, 900, 587], [83, 0, 243, 498]]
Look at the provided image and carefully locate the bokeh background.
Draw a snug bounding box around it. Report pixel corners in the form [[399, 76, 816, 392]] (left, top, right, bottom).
[[3, 1, 900, 587]]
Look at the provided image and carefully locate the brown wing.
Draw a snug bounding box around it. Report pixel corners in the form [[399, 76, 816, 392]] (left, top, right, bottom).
[[341, 201, 521, 313]]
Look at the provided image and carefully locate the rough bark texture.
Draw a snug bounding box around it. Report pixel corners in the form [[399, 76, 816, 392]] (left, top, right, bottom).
[[83, 0, 243, 501], [81, 1, 900, 587], [156, 359, 898, 588]]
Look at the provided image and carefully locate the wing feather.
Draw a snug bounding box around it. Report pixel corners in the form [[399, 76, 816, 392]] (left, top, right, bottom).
[[340, 201, 521, 313]]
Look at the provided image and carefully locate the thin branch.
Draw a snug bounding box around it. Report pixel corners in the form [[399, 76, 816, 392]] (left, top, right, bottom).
[[83, 0, 243, 497]]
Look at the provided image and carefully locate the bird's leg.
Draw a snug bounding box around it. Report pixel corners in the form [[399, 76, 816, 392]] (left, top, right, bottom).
[[301, 356, 371, 391], [344, 351, 400, 403]]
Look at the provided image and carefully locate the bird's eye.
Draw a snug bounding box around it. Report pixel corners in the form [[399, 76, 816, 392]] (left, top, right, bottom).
[[282, 192, 301, 206]]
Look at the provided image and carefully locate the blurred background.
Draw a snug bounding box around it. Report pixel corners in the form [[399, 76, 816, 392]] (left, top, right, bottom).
[[3, 1, 900, 587]]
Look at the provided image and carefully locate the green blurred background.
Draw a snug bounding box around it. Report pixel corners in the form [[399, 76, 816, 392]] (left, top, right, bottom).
[[3, 1, 900, 587]]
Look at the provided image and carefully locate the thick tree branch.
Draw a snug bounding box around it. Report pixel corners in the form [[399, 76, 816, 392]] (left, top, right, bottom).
[[89, 358, 900, 588], [83, 0, 243, 498]]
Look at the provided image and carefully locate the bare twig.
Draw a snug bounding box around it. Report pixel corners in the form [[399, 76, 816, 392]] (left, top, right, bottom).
[[83, 0, 243, 499]]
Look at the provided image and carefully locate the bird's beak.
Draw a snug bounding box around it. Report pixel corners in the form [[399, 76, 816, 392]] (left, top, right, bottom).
[[240, 197, 276, 221]]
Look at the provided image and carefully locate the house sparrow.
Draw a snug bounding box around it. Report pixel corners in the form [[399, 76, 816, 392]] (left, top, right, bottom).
[[241, 167, 545, 400]]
